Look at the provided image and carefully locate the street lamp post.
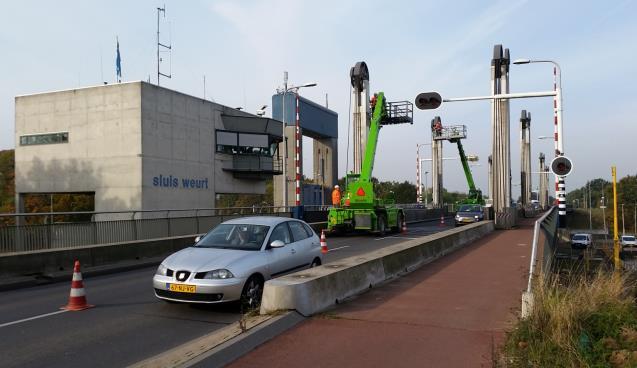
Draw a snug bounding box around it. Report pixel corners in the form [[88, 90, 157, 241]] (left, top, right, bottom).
[[416, 143, 431, 203], [588, 181, 592, 230], [514, 58, 566, 226], [279, 72, 317, 208], [622, 203, 625, 235], [600, 187, 607, 235], [420, 155, 479, 207], [424, 171, 429, 207]]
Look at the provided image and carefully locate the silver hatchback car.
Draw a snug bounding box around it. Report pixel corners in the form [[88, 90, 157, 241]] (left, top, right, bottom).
[[153, 216, 323, 308]]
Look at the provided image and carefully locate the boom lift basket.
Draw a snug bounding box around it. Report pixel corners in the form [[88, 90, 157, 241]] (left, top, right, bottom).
[[383, 101, 413, 125], [433, 124, 467, 141]]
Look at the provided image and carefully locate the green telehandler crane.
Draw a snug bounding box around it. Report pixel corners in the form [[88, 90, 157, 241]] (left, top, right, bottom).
[[327, 92, 413, 235], [432, 121, 484, 205]]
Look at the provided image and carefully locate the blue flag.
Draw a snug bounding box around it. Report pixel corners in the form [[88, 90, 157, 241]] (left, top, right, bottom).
[[116, 38, 122, 80]]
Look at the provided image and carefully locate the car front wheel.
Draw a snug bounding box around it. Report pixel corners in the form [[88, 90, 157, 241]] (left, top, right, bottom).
[[240, 275, 264, 312]]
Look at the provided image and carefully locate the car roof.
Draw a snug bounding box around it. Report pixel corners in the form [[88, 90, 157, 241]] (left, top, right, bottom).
[[221, 216, 301, 226]]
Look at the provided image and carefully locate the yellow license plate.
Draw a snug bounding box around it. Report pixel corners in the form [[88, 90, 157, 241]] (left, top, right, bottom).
[[168, 283, 196, 293]]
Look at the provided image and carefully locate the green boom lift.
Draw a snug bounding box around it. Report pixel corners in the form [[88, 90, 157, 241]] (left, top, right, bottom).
[[432, 122, 484, 205], [327, 92, 413, 235]]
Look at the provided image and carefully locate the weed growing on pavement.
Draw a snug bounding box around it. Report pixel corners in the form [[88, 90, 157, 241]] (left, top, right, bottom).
[[499, 269, 637, 367]]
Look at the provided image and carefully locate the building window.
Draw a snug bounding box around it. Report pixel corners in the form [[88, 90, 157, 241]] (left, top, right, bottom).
[[20, 132, 69, 146], [215, 130, 277, 156]]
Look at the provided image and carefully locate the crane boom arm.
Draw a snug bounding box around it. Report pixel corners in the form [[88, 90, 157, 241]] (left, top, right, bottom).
[[359, 92, 385, 182], [456, 139, 477, 193]]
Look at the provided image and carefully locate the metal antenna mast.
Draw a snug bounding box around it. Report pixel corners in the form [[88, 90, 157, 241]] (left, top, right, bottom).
[[157, 5, 171, 85]]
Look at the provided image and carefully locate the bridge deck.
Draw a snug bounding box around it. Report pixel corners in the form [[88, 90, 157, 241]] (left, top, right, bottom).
[[229, 219, 535, 368]]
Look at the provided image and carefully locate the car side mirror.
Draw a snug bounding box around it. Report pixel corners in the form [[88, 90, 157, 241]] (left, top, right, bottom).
[[270, 240, 285, 248], [195, 236, 201, 243]]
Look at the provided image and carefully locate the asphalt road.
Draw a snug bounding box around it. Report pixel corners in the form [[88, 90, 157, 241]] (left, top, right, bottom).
[[0, 219, 453, 368]]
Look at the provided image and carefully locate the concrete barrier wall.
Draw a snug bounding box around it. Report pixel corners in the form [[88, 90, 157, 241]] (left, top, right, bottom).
[[402, 208, 447, 223], [260, 221, 494, 316], [308, 208, 450, 234], [304, 208, 449, 226], [0, 235, 197, 277]]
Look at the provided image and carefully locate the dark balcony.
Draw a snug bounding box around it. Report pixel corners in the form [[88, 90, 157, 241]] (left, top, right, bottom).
[[223, 155, 283, 179]]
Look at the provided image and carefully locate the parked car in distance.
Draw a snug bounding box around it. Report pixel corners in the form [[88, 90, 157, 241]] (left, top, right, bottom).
[[621, 235, 637, 249], [454, 204, 484, 226], [571, 233, 592, 249], [153, 216, 323, 309]]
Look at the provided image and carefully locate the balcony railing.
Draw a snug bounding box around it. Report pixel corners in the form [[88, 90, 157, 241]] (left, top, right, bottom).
[[225, 155, 283, 178]]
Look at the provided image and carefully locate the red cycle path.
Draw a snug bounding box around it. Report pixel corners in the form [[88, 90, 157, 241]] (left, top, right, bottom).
[[230, 221, 533, 368]]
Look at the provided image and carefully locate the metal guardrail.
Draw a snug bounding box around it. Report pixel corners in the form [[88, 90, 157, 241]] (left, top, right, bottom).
[[0, 204, 451, 255], [0, 207, 294, 254], [526, 206, 559, 293]]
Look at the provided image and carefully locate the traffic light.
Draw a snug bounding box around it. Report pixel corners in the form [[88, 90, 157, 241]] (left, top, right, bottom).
[[550, 156, 573, 177], [415, 92, 442, 110]]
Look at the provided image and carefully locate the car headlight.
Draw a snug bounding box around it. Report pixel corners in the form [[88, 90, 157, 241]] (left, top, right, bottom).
[[202, 269, 235, 279], [474, 215, 479, 219], [156, 264, 168, 276], [455, 215, 460, 219]]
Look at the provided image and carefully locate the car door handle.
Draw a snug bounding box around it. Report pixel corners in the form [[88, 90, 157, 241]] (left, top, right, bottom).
[[291, 249, 296, 254]]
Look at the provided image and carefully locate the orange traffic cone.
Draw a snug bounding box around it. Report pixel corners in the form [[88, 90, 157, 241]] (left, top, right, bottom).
[[439, 214, 445, 227], [401, 219, 408, 234], [320, 230, 329, 254], [61, 260, 94, 311]]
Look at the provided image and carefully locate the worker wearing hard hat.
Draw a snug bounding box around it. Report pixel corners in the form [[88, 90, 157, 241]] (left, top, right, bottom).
[[332, 185, 341, 207]]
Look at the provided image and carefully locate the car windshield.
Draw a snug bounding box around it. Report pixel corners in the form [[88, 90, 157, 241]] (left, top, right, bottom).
[[458, 205, 481, 213], [623, 236, 636, 242], [194, 224, 270, 250], [572, 235, 588, 241]]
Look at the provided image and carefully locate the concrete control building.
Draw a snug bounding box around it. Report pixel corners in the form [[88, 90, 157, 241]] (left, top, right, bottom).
[[14, 81, 283, 214]]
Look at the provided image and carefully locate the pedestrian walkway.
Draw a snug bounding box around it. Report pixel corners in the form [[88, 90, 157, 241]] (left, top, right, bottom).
[[229, 219, 535, 368]]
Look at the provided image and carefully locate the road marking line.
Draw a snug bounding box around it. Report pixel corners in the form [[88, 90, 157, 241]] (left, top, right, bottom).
[[0, 309, 69, 329], [375, 236, 419, 241], [329, 246, 351, 252]]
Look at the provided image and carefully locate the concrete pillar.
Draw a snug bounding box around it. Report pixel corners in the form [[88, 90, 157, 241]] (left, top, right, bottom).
[[351, 76, 370, 175], [520, 110, 532, 206], [490, 44, 514, 228], [431, 116, 443, 208], [544, 165, 550, 209], [539, 153, 547, 209], [273, 125, 300, 207], [313, 137, 338, 206], [488, 155, 493, 203]]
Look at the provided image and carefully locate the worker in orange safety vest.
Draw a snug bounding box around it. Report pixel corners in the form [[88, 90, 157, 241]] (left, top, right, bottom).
[[331, 185, 341, 207]]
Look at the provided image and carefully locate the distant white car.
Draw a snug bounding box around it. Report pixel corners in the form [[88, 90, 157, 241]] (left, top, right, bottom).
[[621, 235, 637, 249], [571, 233, 592, 249]]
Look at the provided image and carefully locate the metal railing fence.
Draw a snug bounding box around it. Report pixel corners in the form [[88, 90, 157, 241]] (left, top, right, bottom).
[[0, 203, 453, 254], [0, 206, 293, 254], [526, 206, 559, 293]]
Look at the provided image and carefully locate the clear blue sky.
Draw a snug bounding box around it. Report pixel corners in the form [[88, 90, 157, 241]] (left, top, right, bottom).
[[1, 0, 635, 195]]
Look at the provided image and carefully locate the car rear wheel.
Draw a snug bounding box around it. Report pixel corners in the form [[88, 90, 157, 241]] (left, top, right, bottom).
[[240, 275, 264, 312]]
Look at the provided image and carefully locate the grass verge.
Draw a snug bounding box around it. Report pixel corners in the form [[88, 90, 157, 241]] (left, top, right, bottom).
[[500, 270, 637, 367]]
